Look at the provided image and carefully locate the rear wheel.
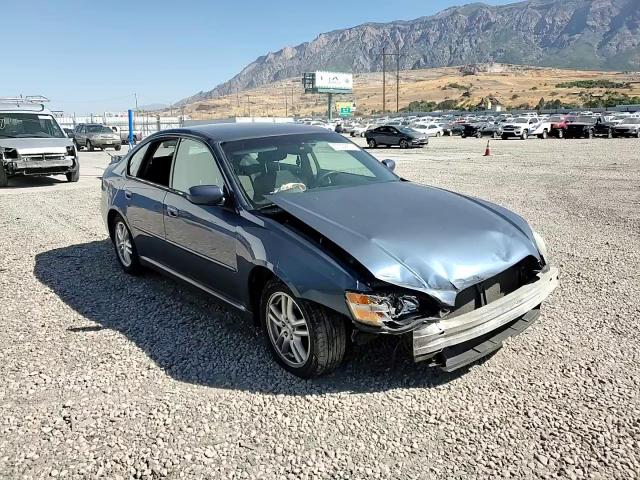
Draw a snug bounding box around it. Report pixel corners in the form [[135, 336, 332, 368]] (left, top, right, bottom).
[[540, 129, 548, 140], [636, 130, 640, 139], [110, 214, 142, 275], [557, 129, 564, 139], [492, 131, 498, 139], [436, 131, 442, 137], [476, 131, 482, 139], [261, 279, 346, 378], [587, 130, 594, 139], [367, 139, 377, 148], [114, 144, 121, 151], [607, 129, 613, 139]]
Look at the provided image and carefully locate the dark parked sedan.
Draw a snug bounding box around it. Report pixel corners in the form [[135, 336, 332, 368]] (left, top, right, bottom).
[[101, 124, 558, 378], [365, 125, 429, 148], [564, 117, 614, 139]]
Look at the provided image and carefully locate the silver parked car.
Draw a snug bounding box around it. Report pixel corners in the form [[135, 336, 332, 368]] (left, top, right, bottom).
[[0, 96, 79, 187], [73, 124, 122, 151]]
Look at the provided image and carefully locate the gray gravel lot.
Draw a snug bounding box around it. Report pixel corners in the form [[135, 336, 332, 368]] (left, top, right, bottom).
[[1, 137, 639, 479]]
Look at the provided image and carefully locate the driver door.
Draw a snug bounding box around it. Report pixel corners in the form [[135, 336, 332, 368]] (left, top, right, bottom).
[[163, 137, 239, 301]]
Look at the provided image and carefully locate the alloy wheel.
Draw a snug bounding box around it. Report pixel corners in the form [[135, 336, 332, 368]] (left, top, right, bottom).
[[266, 292, 310, 367], [115, 221, 133, 267]]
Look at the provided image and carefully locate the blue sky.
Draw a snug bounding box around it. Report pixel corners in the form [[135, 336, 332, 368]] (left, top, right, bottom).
[[3, 0, 515, 113]]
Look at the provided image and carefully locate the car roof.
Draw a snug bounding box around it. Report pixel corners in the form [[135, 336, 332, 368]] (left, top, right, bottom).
[[158, 123, 331, 143]]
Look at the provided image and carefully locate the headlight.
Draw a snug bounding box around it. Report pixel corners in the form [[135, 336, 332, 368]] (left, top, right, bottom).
[[532, 230, 549, 261], [66, 145, 76, 157], [345, 292, 420, 327]]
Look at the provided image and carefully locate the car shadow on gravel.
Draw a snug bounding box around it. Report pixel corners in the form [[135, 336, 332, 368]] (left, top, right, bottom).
[[2, 176, 67, 188], [34, 240, 470, 395]]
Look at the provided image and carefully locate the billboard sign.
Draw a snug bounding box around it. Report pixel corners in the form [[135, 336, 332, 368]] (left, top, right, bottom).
[[303, 71, 353, 94]]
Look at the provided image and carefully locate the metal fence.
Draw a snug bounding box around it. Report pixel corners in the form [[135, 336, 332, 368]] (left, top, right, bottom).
[[53, 112, 183, 137]]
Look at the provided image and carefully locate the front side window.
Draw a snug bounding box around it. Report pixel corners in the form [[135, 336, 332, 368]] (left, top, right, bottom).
[[0, 113, 65, 139], [171, 138, 224, 193], [222, 132, 399, 208]]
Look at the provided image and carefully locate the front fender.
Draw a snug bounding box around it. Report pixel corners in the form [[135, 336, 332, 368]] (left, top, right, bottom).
[[237, 214, 367, 317]]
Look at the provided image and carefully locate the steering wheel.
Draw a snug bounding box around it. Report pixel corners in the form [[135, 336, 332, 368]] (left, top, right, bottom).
[[316, 170, 341, 187]]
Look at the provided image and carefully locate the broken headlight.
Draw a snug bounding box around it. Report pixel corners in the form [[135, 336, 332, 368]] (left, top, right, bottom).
[[345, 291, 420, 328], [533, 230, 549, 262]]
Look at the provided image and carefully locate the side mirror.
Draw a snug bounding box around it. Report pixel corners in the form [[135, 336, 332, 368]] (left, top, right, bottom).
[[109, 155, 123, 165], [186, 185, 225, 206], [381, 159, 396, 172]]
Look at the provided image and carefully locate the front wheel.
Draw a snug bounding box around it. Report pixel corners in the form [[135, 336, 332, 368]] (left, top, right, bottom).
[[261, 280, 346, 378], [114, 144, 121, 151], [557, 129, 564, 139], [636, 130, 640, 139], [521, 130, 528, 140], [587, 130, 594, 139], [0, 167, 8, 187], [540, 129, 548, 140], [399, 139, 409, 149], [111, 214, 142, 274], [367, 139, 377, 148], [66, 168, 79, 182], [86, 140, 94, 152]]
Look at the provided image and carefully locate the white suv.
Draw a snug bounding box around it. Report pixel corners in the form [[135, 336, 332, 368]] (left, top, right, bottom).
[[0, 96, 79, 187]]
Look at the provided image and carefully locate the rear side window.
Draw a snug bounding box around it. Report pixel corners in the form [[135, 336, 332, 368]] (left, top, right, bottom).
[[171, 138, 224, 193], [127, 143, 150, 176], [131, 139, 177, 187]]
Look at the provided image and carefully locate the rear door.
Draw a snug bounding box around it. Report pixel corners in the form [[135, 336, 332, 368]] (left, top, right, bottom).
[[124, 137, 177, 262], [163, 137, 239, 301]]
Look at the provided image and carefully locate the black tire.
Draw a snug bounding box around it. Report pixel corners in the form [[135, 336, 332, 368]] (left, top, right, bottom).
[[476, 132, 482, 139], [636, 130, 640, 139], [114, 144, 121, 151], [557, 129, 564, 139], [260, 279, 346, 378], [502, 134, 508, 140], [461, 134, 466, 139], [367, 139, 377, 148], [436, 131, 442, 137], [607, 129, 612, 139], [0, 167, 8, 187], [66, 168, 79, 182], [492, 131, 498, 139], [110, 214, 142, 275], [86, 140, 94, 152], [540, 129, 548, 140], [521, 130, 528, 140], [74, 140, 81, 151], [399, 139, 409, 149], [588, 130, 594, 139]]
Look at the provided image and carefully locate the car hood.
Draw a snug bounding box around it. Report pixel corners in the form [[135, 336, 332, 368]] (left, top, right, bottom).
[[616, 123, 640, 128], [0, 137, 73, 154], [269, 181, 541, 306]]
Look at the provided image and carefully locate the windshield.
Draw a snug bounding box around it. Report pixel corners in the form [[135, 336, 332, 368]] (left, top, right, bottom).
[[624, 118, 640, 124], [398, 127, 419, 135], [0, 112, 65, 139], [512, 118, 529, 124], [221, 132, 399, 208], [86, 125, 114, 133]]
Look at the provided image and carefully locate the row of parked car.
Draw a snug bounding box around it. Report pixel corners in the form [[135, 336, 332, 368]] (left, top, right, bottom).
[[334, 111, 640, 146]]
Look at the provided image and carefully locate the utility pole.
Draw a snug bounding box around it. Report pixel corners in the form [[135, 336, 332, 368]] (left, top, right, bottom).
[[381, 47, 401, 113], [396, 45, 400, 113], [134, 93, 138, 111], [382, 47, 386, 113]]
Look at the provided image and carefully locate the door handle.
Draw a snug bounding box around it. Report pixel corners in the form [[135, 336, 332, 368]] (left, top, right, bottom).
[[166, 205, 179, 218], [124, 190, 132, 200]]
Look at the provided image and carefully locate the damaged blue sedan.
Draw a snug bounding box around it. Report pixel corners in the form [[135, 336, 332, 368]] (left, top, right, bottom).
[[101, 123, 558, 378]]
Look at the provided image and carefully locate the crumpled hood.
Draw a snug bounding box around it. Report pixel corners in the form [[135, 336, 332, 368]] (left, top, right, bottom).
[[269, 181, 541, 306], [0, 138, 73, 154]]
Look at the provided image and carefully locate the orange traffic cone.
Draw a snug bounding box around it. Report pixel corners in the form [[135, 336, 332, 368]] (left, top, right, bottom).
[[484, 140, 491, 156]]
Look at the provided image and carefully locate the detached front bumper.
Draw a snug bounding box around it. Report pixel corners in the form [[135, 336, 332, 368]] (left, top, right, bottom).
[[413, 266, 559, 368]]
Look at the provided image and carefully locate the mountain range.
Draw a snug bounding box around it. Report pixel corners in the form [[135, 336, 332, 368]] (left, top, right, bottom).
[[179, 0, 640, 105]]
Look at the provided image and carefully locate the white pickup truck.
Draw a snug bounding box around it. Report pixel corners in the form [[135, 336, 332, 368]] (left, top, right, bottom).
[[501, 117, 551, 140], [110, 126, 142, 145]]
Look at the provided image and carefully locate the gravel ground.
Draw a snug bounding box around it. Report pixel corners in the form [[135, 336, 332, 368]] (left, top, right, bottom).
[[1, 137, 639, 479]]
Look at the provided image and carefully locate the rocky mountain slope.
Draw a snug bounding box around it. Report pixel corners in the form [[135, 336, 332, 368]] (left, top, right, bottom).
[[180, 0, 640, 105]]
